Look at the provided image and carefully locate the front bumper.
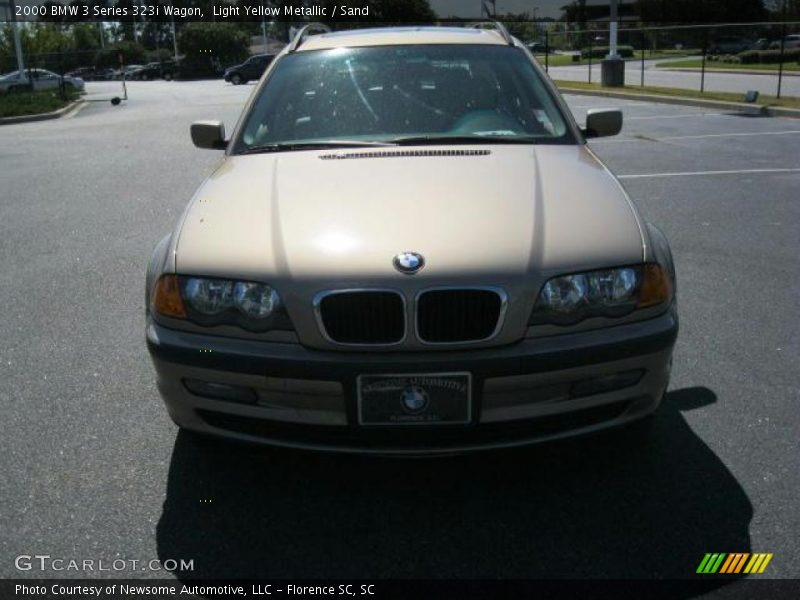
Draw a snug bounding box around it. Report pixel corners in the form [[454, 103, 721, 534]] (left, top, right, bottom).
[[146, 305, 677, 455]]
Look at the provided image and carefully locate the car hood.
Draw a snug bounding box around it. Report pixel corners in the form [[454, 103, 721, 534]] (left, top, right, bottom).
[[175, 144, 644, 284]]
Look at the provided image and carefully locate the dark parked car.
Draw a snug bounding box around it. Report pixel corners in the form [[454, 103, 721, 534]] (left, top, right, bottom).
[[131, 61, 177, 81], [223, 54, 275, 85], [525, 42, 552, 54], [708, 37, 753, 55], [65, 66, 114, 81]]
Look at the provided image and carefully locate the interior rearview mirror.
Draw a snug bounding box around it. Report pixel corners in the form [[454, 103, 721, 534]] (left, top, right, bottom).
[[191, 120, 227, 150], [583, 109, 623, 139]]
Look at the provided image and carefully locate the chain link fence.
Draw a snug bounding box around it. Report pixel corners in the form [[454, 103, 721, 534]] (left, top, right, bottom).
[[527, 22, 800, 99]]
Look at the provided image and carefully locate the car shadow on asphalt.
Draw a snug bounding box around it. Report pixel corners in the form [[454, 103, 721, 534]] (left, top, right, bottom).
[[156, 386, 751, 587]]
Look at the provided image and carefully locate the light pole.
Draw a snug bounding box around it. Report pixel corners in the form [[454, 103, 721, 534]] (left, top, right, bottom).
[[171, 17, 178, 62], [9, 0, 25, 74], [608, 0, 619, 59], [262, 1, 269, 53], [601, 0, 624, 87]]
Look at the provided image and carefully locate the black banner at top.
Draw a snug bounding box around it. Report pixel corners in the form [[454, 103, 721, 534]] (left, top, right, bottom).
[[7, 1, 406, 23], [3, 0, 800, 24]]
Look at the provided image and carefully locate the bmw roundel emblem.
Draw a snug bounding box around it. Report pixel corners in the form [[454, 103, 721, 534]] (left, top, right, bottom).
[[400, 385, 429, 414], [393, 252, 425, 275]]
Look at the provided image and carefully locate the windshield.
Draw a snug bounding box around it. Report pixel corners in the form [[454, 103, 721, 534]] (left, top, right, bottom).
[[235, 44, 574, 152]]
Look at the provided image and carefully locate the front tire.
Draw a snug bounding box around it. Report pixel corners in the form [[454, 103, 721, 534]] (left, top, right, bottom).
[[230, 73, 243, 85]]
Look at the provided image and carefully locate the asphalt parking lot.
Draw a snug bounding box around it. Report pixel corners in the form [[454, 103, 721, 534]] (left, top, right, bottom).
[[1, 80, 798, 589]]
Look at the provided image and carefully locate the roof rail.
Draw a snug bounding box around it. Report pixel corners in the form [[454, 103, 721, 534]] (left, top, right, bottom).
[[288, 23, 332, 53], [467, 21, 514, 46]]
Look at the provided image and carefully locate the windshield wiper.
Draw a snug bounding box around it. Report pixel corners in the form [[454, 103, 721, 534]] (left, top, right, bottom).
[[390, 135, 541, 146], [238, 140, 396, 154]]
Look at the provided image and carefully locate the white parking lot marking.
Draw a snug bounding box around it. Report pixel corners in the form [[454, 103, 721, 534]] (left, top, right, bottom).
[[625, 113, 726, 120], [595, 130, 800, 143], [618, 168, 800, 179], [660, 130, 800, 141]]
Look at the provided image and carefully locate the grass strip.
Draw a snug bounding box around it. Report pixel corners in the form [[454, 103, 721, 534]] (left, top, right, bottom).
[[0, 90, 78, 118]]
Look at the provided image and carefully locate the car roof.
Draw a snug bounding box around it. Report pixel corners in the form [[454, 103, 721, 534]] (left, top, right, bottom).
[[298, 26, 513, 51]]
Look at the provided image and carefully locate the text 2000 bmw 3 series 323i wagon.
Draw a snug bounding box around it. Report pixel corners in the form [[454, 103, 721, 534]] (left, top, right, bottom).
[[145, 24, 678, 455]]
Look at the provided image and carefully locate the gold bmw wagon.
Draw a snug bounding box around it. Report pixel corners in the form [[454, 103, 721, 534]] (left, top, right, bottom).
[[146, 24, 678, 454]]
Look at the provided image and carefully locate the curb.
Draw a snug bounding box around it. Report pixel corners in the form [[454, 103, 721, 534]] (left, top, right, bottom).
[[656, 67, 800, 77], [557, 87, 800, 118], [764, 105, 800, 118], [0, 99, 85, 126]]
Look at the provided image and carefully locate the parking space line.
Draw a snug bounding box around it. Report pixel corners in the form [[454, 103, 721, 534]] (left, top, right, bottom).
[[618, 168, 800, 179], [660, 130, 800, 141], [625, 113, 725, 120], [596, 130, 800, 143]]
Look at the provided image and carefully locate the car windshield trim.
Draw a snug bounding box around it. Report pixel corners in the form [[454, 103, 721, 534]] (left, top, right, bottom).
[[233, 44, 578, 154], [389, 134, 548, 145]]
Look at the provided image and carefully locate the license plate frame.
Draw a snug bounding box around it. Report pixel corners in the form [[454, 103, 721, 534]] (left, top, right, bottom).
[[356, 372, 472, 426]]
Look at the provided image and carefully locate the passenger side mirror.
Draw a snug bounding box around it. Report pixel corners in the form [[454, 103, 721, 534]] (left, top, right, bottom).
[[583, 109, 623, 138], [190, 120, 227, 150]]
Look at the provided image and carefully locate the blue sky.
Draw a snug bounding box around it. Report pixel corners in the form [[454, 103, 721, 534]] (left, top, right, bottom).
[[430, 0, 566, 19]]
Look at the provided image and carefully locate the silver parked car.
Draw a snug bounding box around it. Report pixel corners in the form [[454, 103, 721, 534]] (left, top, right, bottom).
[[0, 69, 84, 93], [769, 34, 800, 50], [146, 24, 678, 455]]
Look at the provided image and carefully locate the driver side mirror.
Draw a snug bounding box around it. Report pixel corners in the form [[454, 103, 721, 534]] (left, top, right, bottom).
[[191, 120, 227, 150], [582, 109, 623, 138]]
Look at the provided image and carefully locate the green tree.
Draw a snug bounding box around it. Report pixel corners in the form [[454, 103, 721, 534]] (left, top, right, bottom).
[[95, 40, 147, 68], [634, 0, 767, 23], [764, 0, 800, 20], [177, 22, 249, 74], [71, 24, 101, 52]]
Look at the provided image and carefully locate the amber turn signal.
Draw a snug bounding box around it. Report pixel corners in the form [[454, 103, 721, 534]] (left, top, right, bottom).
[[152, 274, 187, 318], [638, 264, 672, 308]]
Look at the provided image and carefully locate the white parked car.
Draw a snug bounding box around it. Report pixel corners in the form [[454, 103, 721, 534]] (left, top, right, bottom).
[[0, 69, 84, 93]]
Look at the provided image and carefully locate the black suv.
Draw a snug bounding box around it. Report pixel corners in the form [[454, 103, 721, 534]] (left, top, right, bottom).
[[223, 54, 275, 85]]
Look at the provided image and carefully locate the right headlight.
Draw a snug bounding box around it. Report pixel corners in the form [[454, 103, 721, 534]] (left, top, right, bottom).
[[530, 264, 672, 326], [152, 275, 292, 332]]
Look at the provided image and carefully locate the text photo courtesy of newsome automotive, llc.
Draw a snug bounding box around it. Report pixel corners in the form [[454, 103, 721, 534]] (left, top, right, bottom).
[[1, 0, 799, 598]]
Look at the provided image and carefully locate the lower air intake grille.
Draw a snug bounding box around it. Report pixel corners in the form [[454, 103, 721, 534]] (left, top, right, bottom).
[[417, 289, 504, 343], [318, 291, 405, 345]]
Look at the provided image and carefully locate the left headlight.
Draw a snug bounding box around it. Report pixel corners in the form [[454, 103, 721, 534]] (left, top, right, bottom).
[[530, 264, 672, 326], [152, 275, 292, 332]]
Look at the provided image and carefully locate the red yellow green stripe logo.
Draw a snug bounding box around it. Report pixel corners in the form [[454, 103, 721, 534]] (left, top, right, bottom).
[[697, 553, 773, 574]]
